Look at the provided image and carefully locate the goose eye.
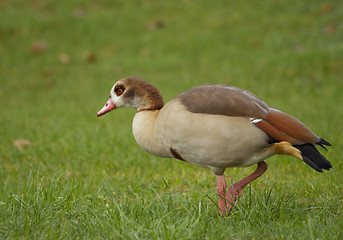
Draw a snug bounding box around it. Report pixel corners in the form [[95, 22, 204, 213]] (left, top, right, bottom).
[[114, 84, 125, 96]]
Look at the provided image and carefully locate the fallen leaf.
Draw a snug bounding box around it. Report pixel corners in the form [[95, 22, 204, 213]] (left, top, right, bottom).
[[252, 40, 261, 48], [86, 53, 96, 63], [44, 79, 55, 88], [30, 41, 48, 54], [13, 140, 31, 150], [59, 53, 70, 64], [41, 69, 53, 78], [145, 19, 165, 31], [320, 4, 331, 13], [71, 8, 86, 18], [326, 24, 336, 34]]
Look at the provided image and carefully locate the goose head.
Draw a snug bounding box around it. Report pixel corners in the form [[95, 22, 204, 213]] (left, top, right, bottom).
[[97, 77, 164, 117]]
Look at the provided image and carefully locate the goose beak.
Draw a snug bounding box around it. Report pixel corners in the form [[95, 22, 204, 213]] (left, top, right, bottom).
[[97, 97, 116, 117]]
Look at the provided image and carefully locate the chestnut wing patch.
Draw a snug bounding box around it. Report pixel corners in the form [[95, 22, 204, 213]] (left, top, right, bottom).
[[177, 84, 269, 119]]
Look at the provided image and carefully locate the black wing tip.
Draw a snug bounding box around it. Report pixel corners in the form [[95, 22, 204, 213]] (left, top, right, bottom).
[[295, 143, 332, 172], [318, 138, 332, 146], [318, 144, 327, 151], [302, 155, 332, 172], [302, 156, 323, 172]]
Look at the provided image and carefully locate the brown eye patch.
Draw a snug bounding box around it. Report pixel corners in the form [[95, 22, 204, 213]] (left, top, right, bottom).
[[114, 84, 125, 96]]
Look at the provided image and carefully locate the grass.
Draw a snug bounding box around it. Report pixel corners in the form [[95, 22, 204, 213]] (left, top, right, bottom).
[[1, 0, 343, 239]]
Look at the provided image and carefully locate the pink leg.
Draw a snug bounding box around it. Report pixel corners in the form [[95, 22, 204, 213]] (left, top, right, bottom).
[[216, 175, 227, 216], [216, 161, 268, 216], [226, 161, 268, 211]]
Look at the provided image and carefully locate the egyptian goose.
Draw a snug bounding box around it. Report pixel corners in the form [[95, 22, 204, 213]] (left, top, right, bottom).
[[97, 77, 332, 215]]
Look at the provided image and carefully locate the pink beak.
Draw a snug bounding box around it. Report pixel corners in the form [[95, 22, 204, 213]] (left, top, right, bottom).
[[97, 97, 116, 117]]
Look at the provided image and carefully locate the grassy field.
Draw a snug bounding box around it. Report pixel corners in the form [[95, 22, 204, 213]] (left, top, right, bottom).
[[1, 0, 343, 239]]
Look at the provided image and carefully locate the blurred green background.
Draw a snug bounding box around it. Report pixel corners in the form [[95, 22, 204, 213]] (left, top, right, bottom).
[[1, 0, 342, 239]]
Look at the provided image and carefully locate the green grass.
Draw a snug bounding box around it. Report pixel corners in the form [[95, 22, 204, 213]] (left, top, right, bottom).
[[1, 0, 343, 239]]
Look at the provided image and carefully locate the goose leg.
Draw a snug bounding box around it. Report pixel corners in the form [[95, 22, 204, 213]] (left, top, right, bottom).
[[216, 175, 228, 215], [225, 161, 268, 212], [216, 161, 268, 216]]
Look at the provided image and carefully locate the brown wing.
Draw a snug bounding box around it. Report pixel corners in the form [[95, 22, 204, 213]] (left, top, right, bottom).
[[177, 84, 269, 119], [262, 108, 320, 144], [177, 84, 321, 145]]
